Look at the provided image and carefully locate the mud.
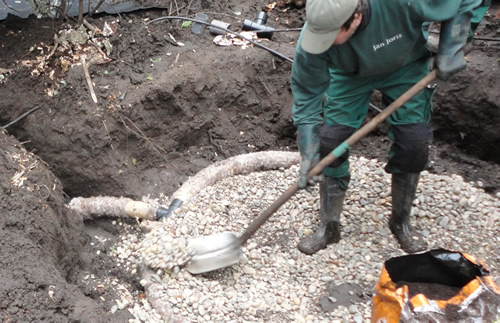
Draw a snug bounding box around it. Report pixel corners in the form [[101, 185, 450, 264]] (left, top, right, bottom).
[[319, 282, 369, 313], [0, 1, 498, 321]]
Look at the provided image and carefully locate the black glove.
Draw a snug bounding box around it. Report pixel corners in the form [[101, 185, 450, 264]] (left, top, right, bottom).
[[436, 13, 472, 81], [297, 124, 320, 189]]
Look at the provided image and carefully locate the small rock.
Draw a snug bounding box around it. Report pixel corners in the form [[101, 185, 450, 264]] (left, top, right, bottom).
[[439, 216, 450, 227], [242, 265, 256, 275]]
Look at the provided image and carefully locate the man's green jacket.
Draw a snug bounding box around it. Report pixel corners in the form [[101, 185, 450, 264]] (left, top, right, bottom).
[[291, 0, 482, 126]]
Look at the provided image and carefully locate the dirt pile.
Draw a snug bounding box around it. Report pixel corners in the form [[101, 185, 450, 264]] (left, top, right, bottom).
[[0, 130, 133, 322]]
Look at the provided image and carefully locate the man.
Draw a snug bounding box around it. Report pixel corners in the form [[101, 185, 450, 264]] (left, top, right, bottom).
[[291, 0, 482, 255]]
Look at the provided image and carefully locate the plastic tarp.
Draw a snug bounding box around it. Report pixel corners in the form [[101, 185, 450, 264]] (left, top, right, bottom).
[[0, 0, 168, 20], [371, 249, 500, 323]]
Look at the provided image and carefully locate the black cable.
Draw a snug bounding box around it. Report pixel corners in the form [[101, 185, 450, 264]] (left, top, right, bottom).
[[472, 36, 500, 42], [2, 106, 41, 129], [143, 16, 294, 63], [271, 28, 302, 32]]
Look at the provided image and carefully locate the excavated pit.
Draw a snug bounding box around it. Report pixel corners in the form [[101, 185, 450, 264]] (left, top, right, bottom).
[[0, 2, 499, 321]]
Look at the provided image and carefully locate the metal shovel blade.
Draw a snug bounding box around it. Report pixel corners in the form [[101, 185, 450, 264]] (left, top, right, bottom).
[[185, 231, 243, 274]]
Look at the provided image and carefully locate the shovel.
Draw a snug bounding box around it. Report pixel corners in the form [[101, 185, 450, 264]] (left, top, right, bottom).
[[185, 70, 438, 274]]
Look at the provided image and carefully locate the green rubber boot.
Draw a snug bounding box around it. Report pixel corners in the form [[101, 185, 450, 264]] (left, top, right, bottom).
[[389, 173, 428, 254], [298, 176, 347, 255]]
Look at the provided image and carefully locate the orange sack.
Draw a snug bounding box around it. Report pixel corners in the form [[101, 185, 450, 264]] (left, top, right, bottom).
[[371, 248, 500, 323]]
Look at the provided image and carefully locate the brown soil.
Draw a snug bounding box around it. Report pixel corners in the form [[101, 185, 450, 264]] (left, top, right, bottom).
[[0, 1, 499, 321]]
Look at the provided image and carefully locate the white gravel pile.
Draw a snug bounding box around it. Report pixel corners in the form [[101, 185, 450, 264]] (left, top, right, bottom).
[[109, 155, 499, 323]]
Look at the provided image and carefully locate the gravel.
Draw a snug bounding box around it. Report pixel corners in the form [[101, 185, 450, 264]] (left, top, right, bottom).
[[107, 155, 499, 322]]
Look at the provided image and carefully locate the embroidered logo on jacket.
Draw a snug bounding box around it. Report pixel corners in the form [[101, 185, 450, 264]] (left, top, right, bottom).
[[373, 33, 403, 52]]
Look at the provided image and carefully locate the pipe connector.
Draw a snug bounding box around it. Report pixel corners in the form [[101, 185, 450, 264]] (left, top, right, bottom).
[[242, 12, 274, 39]]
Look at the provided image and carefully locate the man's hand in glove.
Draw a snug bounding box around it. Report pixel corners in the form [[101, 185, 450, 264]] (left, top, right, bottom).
[[297, 124, 320, 189], [436, 13, 472, 81]]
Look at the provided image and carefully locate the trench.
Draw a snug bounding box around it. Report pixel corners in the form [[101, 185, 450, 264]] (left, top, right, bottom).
[[14, 86, 496, 321], [1, 5, 499, 321]]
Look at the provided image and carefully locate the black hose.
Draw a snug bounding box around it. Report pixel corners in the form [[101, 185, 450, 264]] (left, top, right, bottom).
[[2, 106, 41, 129], [472, 36, 500, 42], [143, 16, 294, 63], [268, 28, 302, 33]]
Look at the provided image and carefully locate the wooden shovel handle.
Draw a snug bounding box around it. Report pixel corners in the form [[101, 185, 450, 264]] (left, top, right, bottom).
[[238, 70, 437, 245]]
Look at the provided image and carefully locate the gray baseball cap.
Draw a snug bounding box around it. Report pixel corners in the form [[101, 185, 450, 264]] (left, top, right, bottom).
[[300, 0, 358, 54]]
